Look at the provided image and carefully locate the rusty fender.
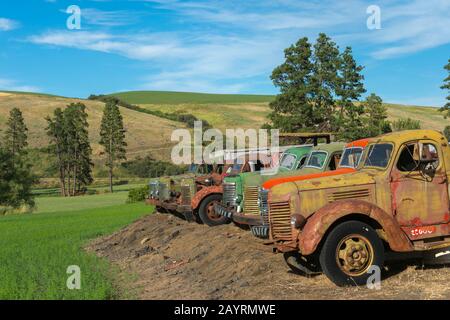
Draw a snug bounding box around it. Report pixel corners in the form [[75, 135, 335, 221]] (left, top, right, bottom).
[[191, 185, 223, 210], [299, 199, 414, 255]]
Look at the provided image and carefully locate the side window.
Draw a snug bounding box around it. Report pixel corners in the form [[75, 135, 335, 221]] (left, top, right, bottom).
[[396, 143, 418, 172], [396, 142, 439, 172], [328, 152, 341, 171], [296, 156, 307, 169], [216, 165, 223, 175]]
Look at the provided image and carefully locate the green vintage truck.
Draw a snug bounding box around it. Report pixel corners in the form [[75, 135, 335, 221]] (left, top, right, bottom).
[[215, 142, 347, 234]]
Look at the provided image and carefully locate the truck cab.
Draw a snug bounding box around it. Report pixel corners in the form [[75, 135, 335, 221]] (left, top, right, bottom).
[[266, 130, 450, 286], [215, 142, 347, 232]]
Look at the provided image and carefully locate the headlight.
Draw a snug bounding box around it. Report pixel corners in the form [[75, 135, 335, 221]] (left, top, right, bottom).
[[290, 214, 306, 229]]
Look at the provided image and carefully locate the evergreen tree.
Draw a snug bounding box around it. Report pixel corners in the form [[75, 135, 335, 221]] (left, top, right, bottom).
[[440, 58, 450, 118], [99, 101, 127, 193], [3, 107, 28, 160], [0, 146, 35, 211], [310, 33, 340, 131], [268, 37, 314, 132], [363, 93, 391, 136], [46, 108, 68, 196], [45, 103, 93, 196], [336, 47, 366, 140]]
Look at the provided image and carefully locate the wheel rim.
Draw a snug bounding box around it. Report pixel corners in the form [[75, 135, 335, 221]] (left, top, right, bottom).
[[206, 200, 222, 221], [335, 234, 374, 276]]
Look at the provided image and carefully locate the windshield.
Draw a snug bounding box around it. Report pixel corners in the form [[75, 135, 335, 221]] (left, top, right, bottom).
[[339, 147, 363, 168], [306, 151, 327, 169], [363, 143, 393, 168], [279, 153, 297, 170]]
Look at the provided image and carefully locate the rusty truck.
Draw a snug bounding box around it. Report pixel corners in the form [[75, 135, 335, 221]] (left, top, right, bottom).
[[264, 130, 450, 286]]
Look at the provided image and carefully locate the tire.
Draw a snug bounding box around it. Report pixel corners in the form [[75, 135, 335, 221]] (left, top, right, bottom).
[[319, 220, 384, 287], [283, 252, 321, 276], [198, 194, 230, 226], [423, 245, 450, 265]]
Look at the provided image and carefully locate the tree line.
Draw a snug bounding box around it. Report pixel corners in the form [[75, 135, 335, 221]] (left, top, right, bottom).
[[265, 33, 449, 141], [88, 94, 211, 129], [0, 100, 128, 213]]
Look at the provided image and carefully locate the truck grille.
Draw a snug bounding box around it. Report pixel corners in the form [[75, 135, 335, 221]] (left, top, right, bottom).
[[149, 181, 158, 198], [158, 182, 169, 201], [180, 185, 192, 205], [243, 186, 259, 215], [258, 188, 269, 225], [269, 201, 292, 240], [223, 182, 237, 206]]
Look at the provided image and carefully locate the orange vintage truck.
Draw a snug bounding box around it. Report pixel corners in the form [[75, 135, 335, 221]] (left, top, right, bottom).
[[264, 130, 450, 286]]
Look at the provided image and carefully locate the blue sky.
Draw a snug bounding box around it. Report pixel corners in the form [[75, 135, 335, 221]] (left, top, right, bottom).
[[0, 0, 449, 107]]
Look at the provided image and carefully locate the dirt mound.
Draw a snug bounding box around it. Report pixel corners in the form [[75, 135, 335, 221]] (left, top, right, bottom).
[[87, 213, 450, 300]]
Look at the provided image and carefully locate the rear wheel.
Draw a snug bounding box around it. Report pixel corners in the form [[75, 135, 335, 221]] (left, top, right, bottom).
[[198, 194, 230, 226], [319, 221, 384, 286]]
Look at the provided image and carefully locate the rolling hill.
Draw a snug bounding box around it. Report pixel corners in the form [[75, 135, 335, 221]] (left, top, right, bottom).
[[0, 90, 448, 166]]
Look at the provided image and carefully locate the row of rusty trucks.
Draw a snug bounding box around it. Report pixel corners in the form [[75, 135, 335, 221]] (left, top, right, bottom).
[[147, 130, 450, 286]]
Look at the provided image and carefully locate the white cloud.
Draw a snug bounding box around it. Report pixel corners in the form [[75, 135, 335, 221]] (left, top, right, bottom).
[[77, 8, 143, 27], [0, 78, 40, 92], [0, 18, 19, 31]]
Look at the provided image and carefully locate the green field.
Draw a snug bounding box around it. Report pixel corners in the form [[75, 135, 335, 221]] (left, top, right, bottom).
[[108, 90, 275, 104], [0, 196, 153, 299]]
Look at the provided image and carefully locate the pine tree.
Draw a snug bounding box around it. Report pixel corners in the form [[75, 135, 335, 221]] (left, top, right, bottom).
[[0, 146, 35, 211], [364, 93, 391, 136], [440, 58, 450, 118], [3, 107, 28, 160], [268, 37, 314, 132], [100, 101, 127, 193], [46, 104, 93, 196], [63, 103, 93, 195], [46, 108, 67, 196], [335, 47, 366, 140], [310, 33, 340, 131]]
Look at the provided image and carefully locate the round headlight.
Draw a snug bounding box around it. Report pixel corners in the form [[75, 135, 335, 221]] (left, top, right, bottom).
[[290, 214, 306, 229]]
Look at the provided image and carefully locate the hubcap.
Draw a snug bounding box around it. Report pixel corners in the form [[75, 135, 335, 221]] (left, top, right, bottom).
[[336, 234, 374, 276], [206, 200, 222, 220]]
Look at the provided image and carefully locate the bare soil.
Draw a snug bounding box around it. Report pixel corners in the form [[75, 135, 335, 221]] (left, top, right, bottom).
[[87, 212, 450, 300]]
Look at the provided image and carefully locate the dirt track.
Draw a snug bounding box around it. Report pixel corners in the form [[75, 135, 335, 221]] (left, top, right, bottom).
[[87, 212, 450, 300]]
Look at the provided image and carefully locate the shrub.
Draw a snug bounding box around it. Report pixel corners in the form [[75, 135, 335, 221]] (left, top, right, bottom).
[[126, 185, 150, 203], [444, 126, 450, 141], [391, 118, 421, 131]]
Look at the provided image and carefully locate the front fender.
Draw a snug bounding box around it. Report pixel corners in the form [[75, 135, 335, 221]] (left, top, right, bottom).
[[299, 199, 413, 255], [191, 185, 223, 210]]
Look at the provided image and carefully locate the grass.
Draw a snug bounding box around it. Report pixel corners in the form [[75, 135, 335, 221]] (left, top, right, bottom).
[[0, 200, 153, 299], [109, 90, 275, 104], [33, 192, 131, 214]]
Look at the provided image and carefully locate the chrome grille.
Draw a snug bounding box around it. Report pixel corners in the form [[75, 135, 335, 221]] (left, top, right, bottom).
[[223, 182, 237, 206], [149, 181, 158, 198], [269, 201, 292, 240], [258, 188, 269, 225], [243, 186, 259, 215], [158, 182, 169, 201], [180, 185, 192, 205]]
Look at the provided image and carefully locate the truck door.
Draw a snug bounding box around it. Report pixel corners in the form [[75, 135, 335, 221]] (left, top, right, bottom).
[[390, 140, 450, 228]]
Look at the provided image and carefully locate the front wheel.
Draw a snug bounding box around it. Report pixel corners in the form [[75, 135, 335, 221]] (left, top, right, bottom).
[[319, 221, 384, 286], [198, 194, 230, 226]]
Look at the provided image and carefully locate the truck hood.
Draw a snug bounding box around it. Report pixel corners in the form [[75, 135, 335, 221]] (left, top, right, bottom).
[[293, 169, 376, 193]]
